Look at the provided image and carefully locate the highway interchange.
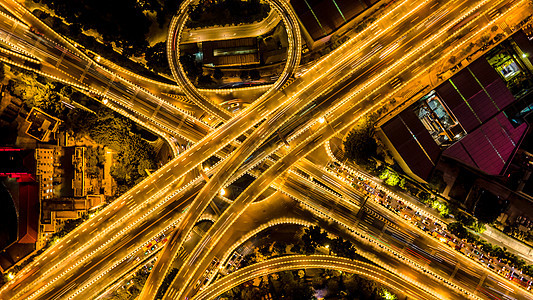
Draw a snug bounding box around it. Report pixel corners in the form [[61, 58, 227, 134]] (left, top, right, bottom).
[[0, 0, 532, 299]]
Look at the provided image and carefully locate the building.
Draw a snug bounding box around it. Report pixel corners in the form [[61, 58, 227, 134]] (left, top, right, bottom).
[[379, 31, 533, 184], [72, 147, 86, 197], [24, 107, 61, 142], [202, 37, 260, 67], [35, 147, 55, 202]]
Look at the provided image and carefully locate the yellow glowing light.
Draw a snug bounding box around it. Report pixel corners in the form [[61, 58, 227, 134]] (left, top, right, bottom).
[[220, 189, 226, 196], [102, 99, 108, 105], [7, 273, 14, 280], [318, 117, 326, 124]]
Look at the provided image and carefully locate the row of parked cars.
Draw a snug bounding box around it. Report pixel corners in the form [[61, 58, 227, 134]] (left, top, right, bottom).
[[325, 161, 533, 290]]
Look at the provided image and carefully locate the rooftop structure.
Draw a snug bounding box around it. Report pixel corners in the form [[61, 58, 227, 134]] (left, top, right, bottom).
[[24, 107, 61, 142], [202, 37, 260, 67], [380, 32, 533, 182]]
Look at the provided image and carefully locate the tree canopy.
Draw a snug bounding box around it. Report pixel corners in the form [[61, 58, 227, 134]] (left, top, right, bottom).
[[343, 117, 378, 165], [474, 190, 505, 224]]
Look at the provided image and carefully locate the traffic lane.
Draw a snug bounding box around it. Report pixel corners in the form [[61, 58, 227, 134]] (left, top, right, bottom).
[[0, 13, 212, 141], [195, 256, 442, 300], [83, 210, 214, 300], [178, 129, 337, 299], [5, 170, 198, 299], [167, 31, 395, 292], [30, 186, 200, 300], [150, 34, 398, 294], [182, 0, 512, 296], [298, 166, 522, 299], [0, 0, 370, 296], [299, 156, 509, 296], [248, 0, 472, 167], [1, 0, 490, 296]]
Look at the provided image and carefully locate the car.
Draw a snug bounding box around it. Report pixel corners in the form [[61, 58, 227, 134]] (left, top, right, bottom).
[[194, 279, 202, 289]]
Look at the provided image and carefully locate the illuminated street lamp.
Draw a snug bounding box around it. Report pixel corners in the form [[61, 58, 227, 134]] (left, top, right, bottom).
[[204, 166, 209, 171], [220, 189, 226, 196], [318, 117, 326, 124], [103, 99, 108, 105], [6, 273, 14, 281]]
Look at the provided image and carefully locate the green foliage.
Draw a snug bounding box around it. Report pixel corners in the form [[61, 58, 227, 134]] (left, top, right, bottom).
[[302, 226, 328, 254], [34, 0, 150, 51], [273, 241, 287, 255], [180, 54, 202, 82], [431, 200, 449, 217], [428, 170, 446, 193], [379, 168, 402, 187], [330, 236, 357, 260], [213, 68, 224, 80], [64, 107, 157, 190], [447, 221, 533, 276], [344, 118, 378, 165], [474, 190, 504, 224], [145, 42, 171, 75], [85, 146, 105, 177], [155, 268, 179, 300], [6, 75, 64, 117]]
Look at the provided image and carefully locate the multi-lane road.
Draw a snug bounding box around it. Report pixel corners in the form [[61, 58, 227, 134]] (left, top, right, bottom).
[[0, 0, 531, 299]]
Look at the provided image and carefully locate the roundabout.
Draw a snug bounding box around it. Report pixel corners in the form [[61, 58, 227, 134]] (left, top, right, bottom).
[[167, 0, 302, 122]]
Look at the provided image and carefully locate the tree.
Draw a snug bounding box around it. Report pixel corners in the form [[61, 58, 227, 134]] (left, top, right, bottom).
[[273, 241, 286, 255], [249, 69, 261, 80], [343, 118, 377, 164], [145, 42, 170, 75], [180, 54, 202, 80], [213, 67, 224, 80], [474, 190, 504, 224], [239, 70, 249, 81], [198, 74, 214, 86], [302, 226, 329, 254], [0, 62, 5, 81]]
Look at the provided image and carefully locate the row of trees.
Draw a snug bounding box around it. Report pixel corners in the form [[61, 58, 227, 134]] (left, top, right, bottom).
[[188, 0, 270, 28], [64, 107, 157, 192], [32, 9, 172, 83], [108, 266, 150, 300], [155, 268, 178, 300], [242, 226, 358, 268], [447, 222, 533, 277], [223, 269, 397, 300], [32, 0, 157, 56]]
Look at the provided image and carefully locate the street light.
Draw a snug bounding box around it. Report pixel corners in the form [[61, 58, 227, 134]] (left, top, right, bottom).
[[103, 99, 108, 105], [318, 117, 326, 124], [6, 272, 14, 281], [220, 189, 226, 196]]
